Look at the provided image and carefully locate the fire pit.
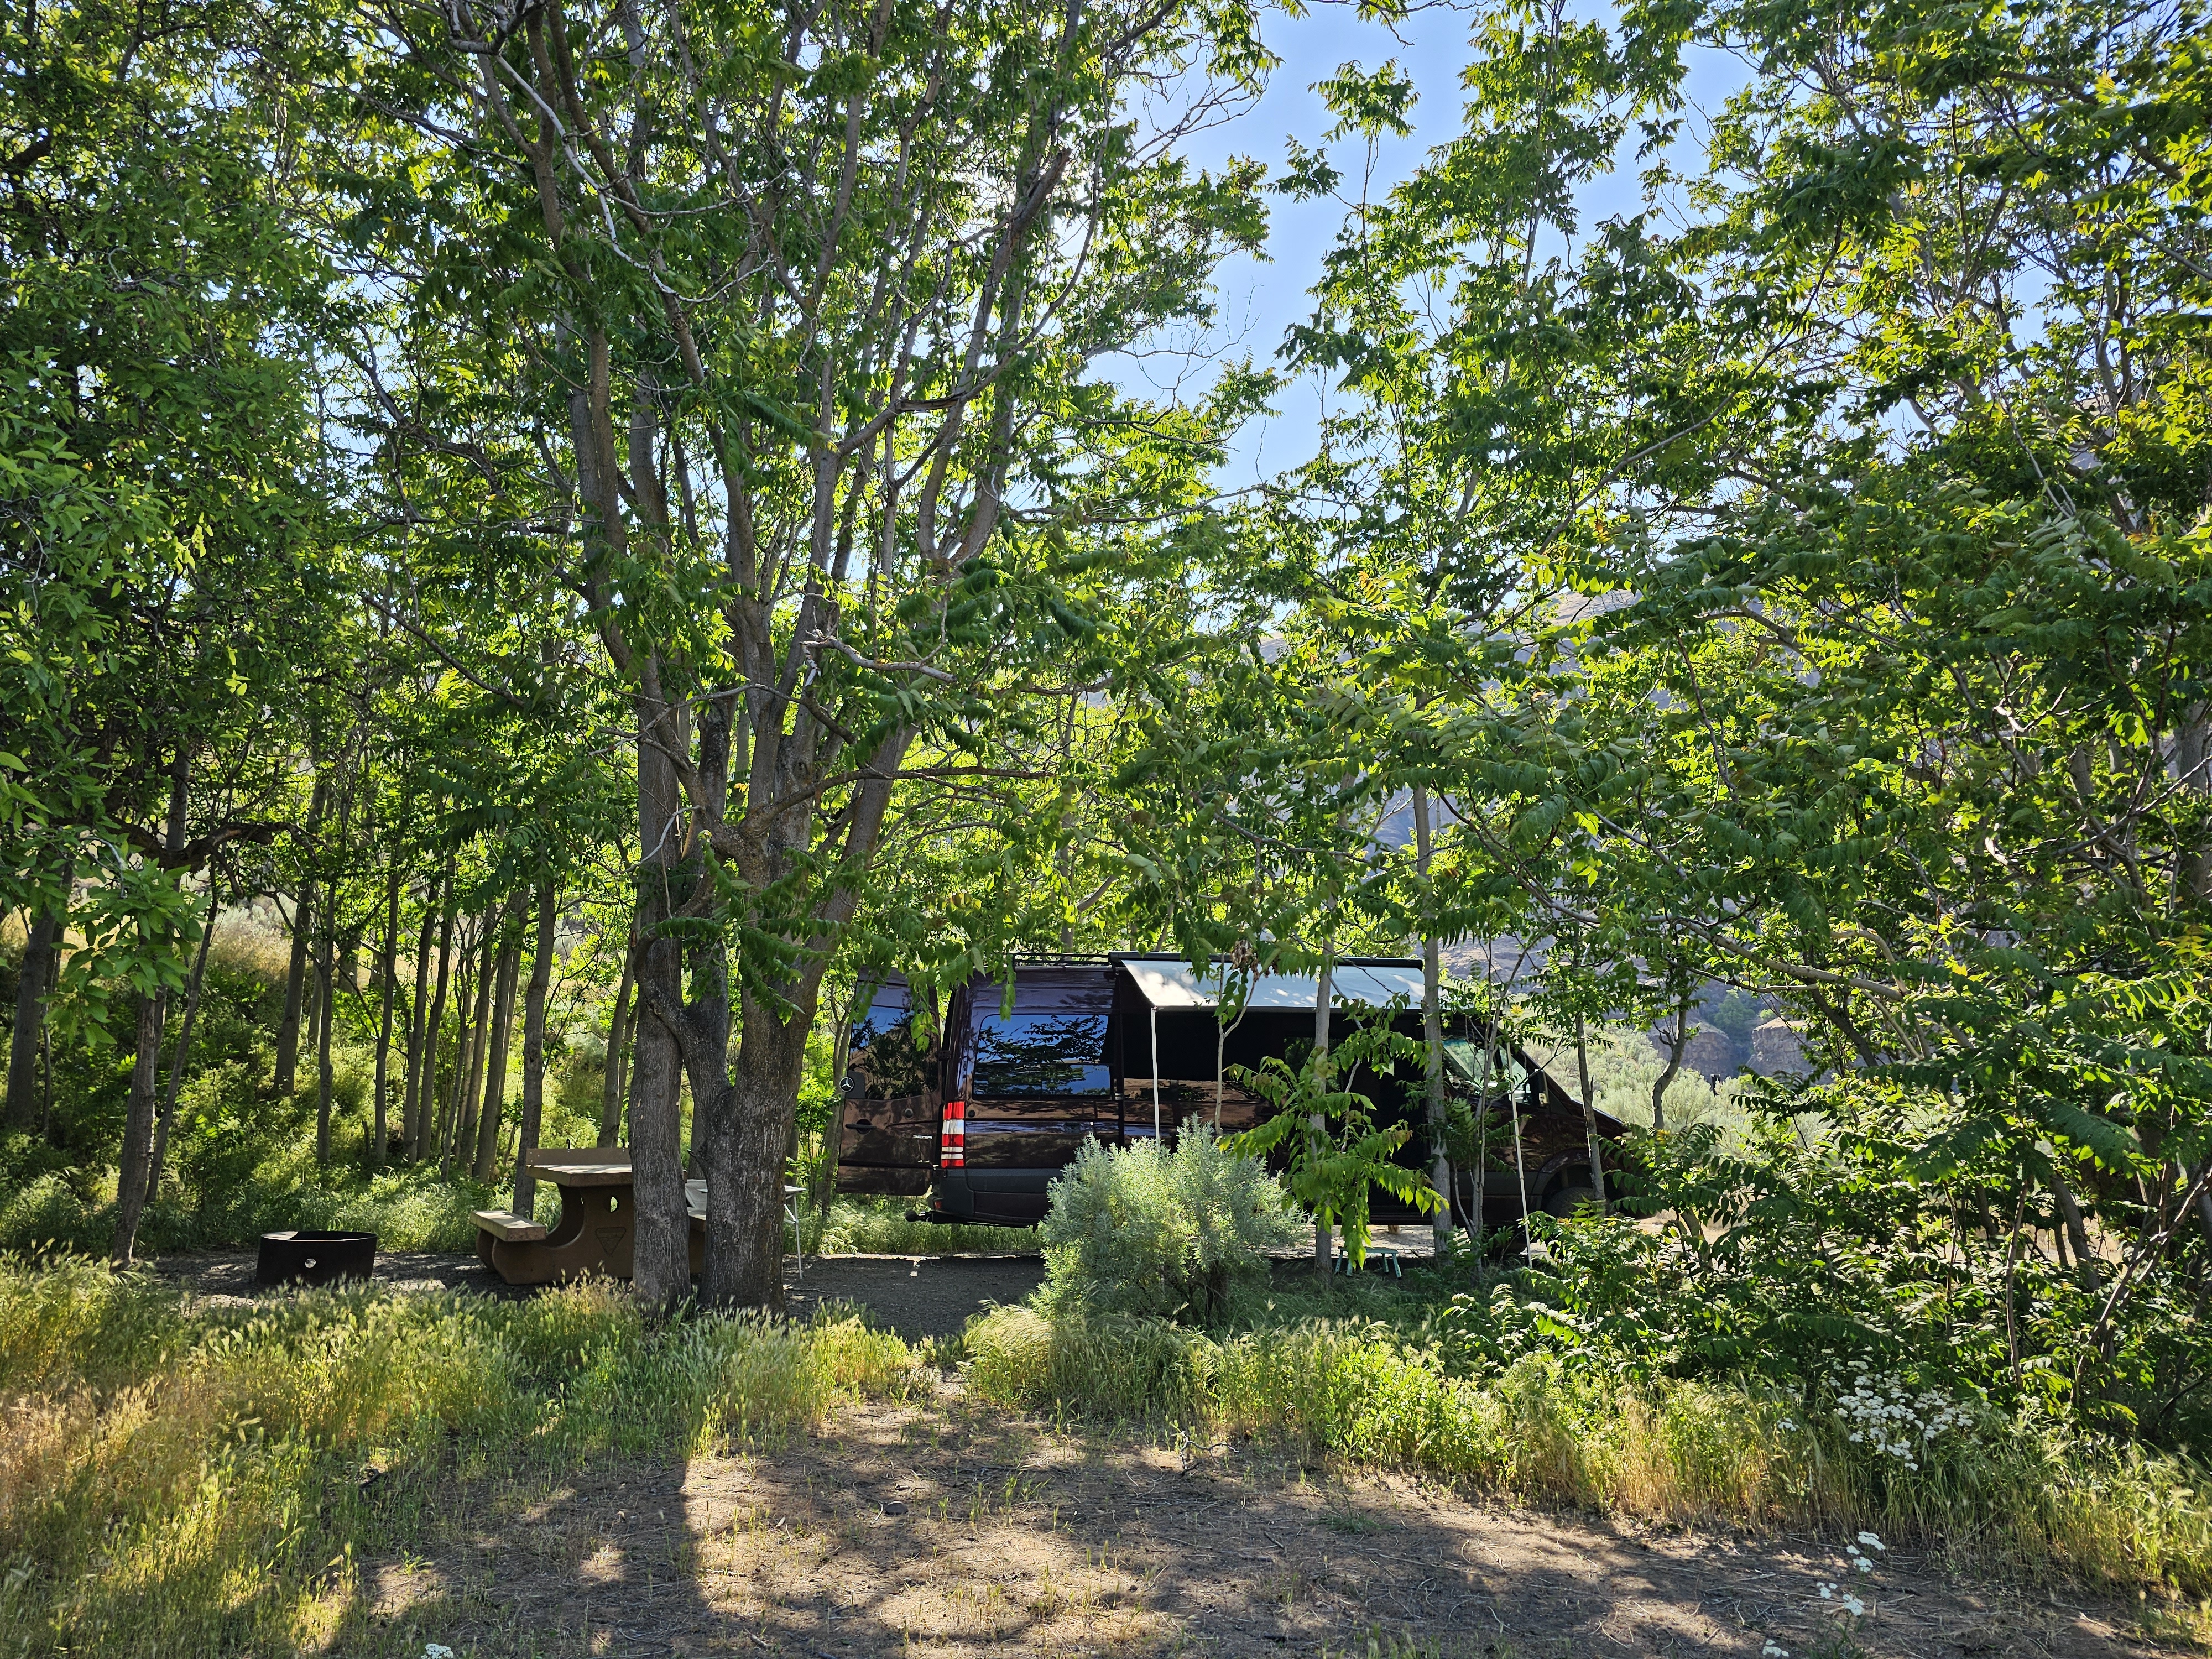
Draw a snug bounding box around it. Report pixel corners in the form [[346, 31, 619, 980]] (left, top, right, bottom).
[[255, 1229, 378, 1288]]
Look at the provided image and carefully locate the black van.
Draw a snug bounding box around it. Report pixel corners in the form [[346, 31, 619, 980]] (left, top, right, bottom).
[[834, 954, 1621, 1228]]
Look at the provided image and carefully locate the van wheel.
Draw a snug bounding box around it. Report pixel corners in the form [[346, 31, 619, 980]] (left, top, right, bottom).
[[1543, 1182, 1598, 1218]]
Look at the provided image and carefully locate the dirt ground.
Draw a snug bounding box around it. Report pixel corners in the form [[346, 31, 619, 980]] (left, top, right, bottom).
[[784, 1255, 1045, 1341], [354, 1397, 2184, 1659]]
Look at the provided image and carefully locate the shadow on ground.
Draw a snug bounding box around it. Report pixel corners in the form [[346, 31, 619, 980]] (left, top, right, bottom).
[[342, 1399, 2180, 1659], [150, 1248, 1046, 1335]]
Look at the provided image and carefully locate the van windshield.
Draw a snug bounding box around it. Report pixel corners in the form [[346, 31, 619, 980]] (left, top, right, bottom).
[[972, 1013, 1110, 1096]]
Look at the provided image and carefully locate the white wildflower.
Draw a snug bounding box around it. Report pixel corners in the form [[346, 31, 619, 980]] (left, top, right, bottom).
[[1818, 1583, 1835, 1600], [1763, 1644, 1790, 1657], [424, 1648, 456, 1659], [1854, 1556, 1874, 1573], [1856, 1532, 1884, 1551], [1842, 1593, 1865, 1616], [1832, 1371, 1970, 1464]]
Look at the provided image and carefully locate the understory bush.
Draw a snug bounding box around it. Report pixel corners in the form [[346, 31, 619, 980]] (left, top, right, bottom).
[[962, 1302, 2212, 1598], [1484, 1119, 2212, 1449], [0, 1139, 486, 1257], [1038, 1123, 1297, 1323], [0, 1255, 919, 1656]]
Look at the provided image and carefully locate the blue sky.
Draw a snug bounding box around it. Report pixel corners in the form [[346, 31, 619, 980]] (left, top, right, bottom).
[[1117, 3, 1750, 489]]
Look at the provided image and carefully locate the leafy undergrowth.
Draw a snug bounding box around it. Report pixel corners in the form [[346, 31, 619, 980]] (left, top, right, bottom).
[[0, 1254, 919, 1656], [961, 1300, 2212, 1604], [0, 1142, 487, 1258]]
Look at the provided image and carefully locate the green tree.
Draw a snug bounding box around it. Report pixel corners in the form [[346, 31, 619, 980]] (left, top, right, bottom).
[[348, 0, 1272, 1306], [0, 0, 343, 1261]]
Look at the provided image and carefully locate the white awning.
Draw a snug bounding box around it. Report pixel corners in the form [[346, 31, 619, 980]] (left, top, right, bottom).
[[1119, 958, 1426, 1012]]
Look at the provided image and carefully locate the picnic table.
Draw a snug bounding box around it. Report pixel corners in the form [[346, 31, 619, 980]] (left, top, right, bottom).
[[471, 1150, 804, 1286]]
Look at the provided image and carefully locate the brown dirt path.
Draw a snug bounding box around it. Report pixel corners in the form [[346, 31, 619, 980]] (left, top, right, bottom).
[[351, 1399, 2184, 1659]]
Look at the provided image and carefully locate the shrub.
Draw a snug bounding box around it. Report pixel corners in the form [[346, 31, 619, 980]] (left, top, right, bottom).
[[1038, 1123, 1296, 1323]]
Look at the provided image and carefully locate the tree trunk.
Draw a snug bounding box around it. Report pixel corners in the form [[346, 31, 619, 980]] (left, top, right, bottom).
[[274, 777, 328, 1096], [1312, 948, 1334, 1281], [1413, 785, 1449, 1258], [513, 882, 556, 1218], [1471, 1029, 1493, 1255], [2051, 1162, 2098, 1289], [703, 1006, 806, 1309], [313, 923, 337, 1164], [1574, 1011, 1608, 1213], [111, 991, 168, 1266], [598, 924, 635, 1148], [421, 874, 460, 1162], [472, 919, 523, 1181], [302, 946, 322, 1082], [372, 847, 402, 1166], [439, 951, 468, 1168], [450, 914, 497, 1175], [402, 855, 448, 1157], [5, 900, 64, 1131], [314, 753, 360, 1164], [147, 878, 221, 1201], [629, 686, 693, 1308], [1651, 990, 1691, 1135], [114, 748, 191, 1265]]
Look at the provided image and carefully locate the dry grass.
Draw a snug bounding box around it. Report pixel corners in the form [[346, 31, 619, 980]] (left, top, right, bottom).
[[206, 915, 293, 990], [0, 1257, 920, 1656]]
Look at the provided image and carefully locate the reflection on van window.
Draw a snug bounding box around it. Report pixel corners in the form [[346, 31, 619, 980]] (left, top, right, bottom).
[[847, 1006, 931, 1099], [1444, 1040, 1526, 1094], [972, 1013, 1109, 1096]]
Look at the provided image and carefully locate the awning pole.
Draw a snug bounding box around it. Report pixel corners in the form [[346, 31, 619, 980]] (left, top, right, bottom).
[[1151, 1005, 1162, 1142]]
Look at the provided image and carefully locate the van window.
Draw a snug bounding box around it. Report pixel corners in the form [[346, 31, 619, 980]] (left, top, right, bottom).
[[971, 1013, 1110, 1096], [1444, 1040, 1525, 1094], [847, 1005, 931, 1099]]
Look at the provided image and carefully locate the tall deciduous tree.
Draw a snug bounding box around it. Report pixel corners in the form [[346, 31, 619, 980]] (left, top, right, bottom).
[[350, 0, 1270, 1305]]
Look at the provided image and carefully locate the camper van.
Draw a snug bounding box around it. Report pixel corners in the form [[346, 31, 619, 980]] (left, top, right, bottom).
[[834, 954, 1623, 1229]]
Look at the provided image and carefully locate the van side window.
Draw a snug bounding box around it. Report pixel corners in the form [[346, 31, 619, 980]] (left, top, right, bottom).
[[972, 1013, 1109, 1096], [1444, 1040, 1525, 1095], [847, 1006, 930, 1099]]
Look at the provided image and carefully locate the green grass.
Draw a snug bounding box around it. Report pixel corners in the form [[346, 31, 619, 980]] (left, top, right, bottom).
[[0, 1254, 919, 1656], [807, 1194, 1039, 1256], [961, 1301, 2212, 1601]]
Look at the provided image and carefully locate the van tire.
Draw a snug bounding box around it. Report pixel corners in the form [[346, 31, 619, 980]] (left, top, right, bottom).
[[1543, 1181, 1598, 1218]]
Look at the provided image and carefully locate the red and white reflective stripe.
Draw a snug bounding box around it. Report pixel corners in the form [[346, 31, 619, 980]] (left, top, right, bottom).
[[939, 1099, 967, 1167]]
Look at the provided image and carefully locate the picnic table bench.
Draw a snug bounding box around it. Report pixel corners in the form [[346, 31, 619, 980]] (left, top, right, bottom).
[[472, 1151, 804, 1286]]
